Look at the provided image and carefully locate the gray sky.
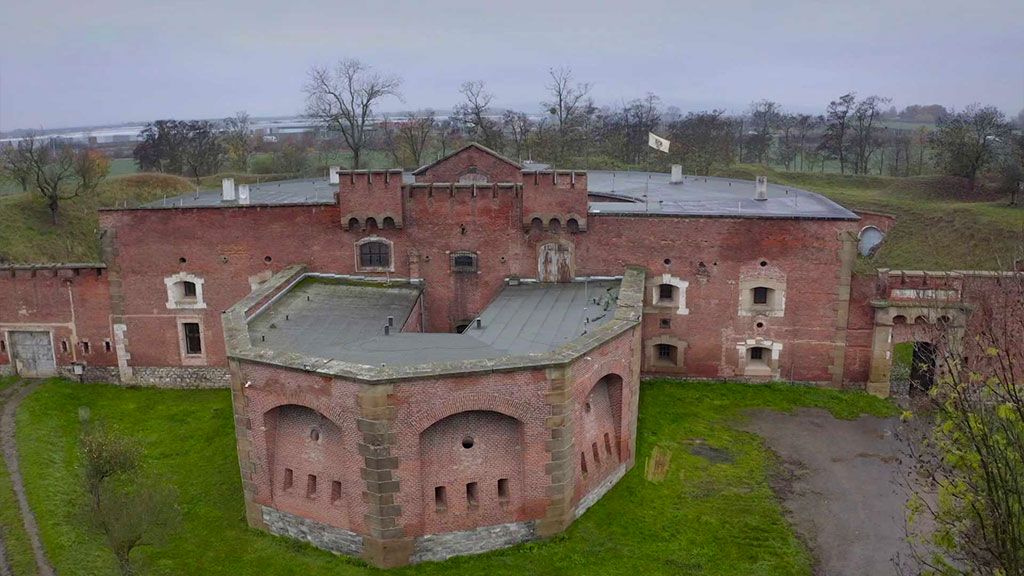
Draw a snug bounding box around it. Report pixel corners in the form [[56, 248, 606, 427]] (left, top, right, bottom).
[[1, 0, 1022, 130]]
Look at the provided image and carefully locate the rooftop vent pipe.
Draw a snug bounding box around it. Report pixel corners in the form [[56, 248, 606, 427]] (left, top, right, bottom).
[[755, 176, 768, 201], [238, 184, 251, 205], [670, 164, 683, 184], [222, 178, 236, 202]]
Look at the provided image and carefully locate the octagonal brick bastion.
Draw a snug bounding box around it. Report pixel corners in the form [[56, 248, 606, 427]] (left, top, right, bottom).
[[222, 265, 645, 567]]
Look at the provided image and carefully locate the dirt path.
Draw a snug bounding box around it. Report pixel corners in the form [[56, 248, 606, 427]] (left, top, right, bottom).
[[0, 380, 55, 576], [742, 407, 925, 576]]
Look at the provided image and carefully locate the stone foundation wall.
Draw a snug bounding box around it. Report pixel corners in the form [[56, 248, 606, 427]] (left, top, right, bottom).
[[56, 366, 120, 383], [262, 506, 363, 557], [410, 521, 538, 564], [130, 367, 231, 388]]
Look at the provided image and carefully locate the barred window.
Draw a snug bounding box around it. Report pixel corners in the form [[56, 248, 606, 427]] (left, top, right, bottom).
[[451, 252, 478, 273], [183, 322, 202, 355], [359, 241, 390, 269]]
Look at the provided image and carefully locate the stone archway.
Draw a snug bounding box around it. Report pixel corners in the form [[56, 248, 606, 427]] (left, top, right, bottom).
[[866, 305, 967, 397]]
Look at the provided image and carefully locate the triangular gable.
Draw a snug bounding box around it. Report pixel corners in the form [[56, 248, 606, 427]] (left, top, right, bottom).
[[411, 142, 521, 177]]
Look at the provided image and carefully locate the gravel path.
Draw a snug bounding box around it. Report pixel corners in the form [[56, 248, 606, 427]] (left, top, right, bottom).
[[0, 380, 55, 576], [742, 407, 925, 576]]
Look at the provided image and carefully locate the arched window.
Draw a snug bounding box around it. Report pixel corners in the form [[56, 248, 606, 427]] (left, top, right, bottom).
[[164, 273, 206, 309], [549, 218, 561, 233], [365, 217, 378, 231], [358, 239, 391, 270], [346, 217, 359, 230], [382, 216, 396, 229], [567, 218, 580, 233], [530, 217, 544, 232]]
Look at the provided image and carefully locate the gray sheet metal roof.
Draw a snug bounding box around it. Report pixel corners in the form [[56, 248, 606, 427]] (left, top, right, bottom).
[[586, 171, 858, 220], [138, 169, 857, 220], [247, 277, 619, 367], [141, 178, 337, 208]]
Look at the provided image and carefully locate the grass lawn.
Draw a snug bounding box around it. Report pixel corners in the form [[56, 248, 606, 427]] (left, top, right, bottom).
[[0, 376, 38, 576], [14, 379, 893, 576]]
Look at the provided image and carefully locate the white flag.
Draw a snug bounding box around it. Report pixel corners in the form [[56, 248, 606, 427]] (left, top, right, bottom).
[[648, 132, 670, 153]]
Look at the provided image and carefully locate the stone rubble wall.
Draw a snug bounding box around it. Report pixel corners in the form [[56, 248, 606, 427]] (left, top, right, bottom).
[[262, 506, 363, 557], [410, 521, 538, 564]]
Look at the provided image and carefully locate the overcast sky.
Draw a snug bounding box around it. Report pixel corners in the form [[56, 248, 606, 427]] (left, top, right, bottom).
[[1, 0, 1022, 130]]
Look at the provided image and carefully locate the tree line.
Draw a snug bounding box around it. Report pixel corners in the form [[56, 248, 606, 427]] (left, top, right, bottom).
[[304, 59, 1024, 201]]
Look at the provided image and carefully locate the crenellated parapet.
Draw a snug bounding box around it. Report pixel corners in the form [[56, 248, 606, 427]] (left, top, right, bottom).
[[338, 169, 405, 230], [521, 170, 588, 233]]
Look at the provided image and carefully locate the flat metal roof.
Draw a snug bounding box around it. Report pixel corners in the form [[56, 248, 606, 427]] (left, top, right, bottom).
[[141, 170, 858, 220], [586, 171, 858, 220], [142, 178, 337, 208], [247, 277, 620, 367]]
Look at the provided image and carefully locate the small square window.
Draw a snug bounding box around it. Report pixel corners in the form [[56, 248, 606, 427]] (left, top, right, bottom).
[[750, 347, 764, 360], [752, 287, 770, 305], [104, 340, 112, 353], [659, 318, 671, 329], [182, 281, 197, 299], [81, 341, 91, 355], [658, 284, 675, 302]]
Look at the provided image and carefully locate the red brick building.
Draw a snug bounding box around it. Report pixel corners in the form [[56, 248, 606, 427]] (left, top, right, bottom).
[[0, 143, 1012, 566]]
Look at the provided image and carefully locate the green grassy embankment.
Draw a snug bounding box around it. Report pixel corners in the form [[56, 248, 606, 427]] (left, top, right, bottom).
[[716, 165, 1024, 271], [14, 379, 892, 576]]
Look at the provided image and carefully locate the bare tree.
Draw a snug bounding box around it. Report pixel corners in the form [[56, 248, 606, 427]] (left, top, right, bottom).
[[180, 121, 224, 186], [820, 93, 857, 173], [502, 110, 533, 161], [543, 67, 594, 162], [931, 104, 1012, 191], [669, 110, 736, 175], [382, 112, 435, 168], [0, 136, 110, 224], [793, 114, 822, 172], [455, 81, 503, 151], [80, 423, 180, 576], [850, 95, 891, 174], [620, 93, 662, 165], [304, 59, 402, 169], [222, 111, 253, 171], [747, 100, 782, 165]]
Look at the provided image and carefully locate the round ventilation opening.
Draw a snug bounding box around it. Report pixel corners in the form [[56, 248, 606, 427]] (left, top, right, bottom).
[[756, 322, 764, 328], [760, 260, 768, 267], [461, 436, 474, 449], [663, 258, 671, 265], [178, 257, 187, 264], [310, 429, 320, 442]]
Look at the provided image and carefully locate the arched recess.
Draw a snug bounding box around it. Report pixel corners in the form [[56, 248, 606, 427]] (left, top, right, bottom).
[[418, 410, 525, 533], [263, 404, 350, 528], [578, 374, 624, 485]]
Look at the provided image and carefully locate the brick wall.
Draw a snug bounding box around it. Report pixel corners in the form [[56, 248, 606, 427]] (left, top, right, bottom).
[[0, 266, 114, 372], [414, 145, 521, 183]]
